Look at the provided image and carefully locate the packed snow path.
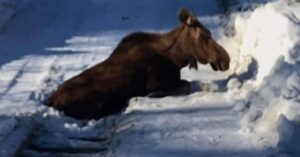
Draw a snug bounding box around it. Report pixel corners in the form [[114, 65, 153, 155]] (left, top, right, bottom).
[[109, 93, 271, 157], [0, 0, 275, 157]]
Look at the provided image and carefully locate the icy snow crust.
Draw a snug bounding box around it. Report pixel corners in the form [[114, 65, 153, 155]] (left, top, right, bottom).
[[0, 0, 299, 156]]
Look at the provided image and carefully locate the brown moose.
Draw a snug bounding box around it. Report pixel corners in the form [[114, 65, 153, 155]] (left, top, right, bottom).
[[46, 8, 230, 119]]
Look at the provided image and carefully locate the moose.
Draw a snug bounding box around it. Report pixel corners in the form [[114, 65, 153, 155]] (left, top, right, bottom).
[[46, 8, 230, 119]]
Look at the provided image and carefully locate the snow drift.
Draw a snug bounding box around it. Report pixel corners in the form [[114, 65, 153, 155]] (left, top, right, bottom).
[[226, 0, 300, 155]]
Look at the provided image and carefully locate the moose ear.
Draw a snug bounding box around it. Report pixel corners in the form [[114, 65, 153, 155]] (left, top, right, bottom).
[[178, 8, 194, 26]]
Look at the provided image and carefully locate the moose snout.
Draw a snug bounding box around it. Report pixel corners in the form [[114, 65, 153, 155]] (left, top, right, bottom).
[[210, 59, 230, 71], [207, 39, 230, 71], [220, 61, 229, 71], [220, 52, 230, 71]]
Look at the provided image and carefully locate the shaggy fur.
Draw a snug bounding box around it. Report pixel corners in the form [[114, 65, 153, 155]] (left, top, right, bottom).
[[46, 8, 230, 119]]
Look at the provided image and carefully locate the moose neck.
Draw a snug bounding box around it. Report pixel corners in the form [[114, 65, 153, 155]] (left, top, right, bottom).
[[158, 25, 191, 69]]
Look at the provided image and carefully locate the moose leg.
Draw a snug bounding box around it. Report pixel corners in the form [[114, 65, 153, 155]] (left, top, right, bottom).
[[148, 80, 192, 98]]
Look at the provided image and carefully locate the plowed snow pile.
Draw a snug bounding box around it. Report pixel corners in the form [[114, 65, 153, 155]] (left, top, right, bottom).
[[225, 0, 300, 155]]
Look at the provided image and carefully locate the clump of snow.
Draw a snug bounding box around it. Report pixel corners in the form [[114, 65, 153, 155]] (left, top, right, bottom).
[[224, 0, 300, 155], [230, 0, 300, 86], [226, 77, 241, 91], [232, 100, 247, 112]]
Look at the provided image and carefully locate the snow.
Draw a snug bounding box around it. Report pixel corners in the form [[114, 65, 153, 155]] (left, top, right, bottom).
[[234, 2, 300, 86], [110, 92, 264, 157], [0, 0, 300, 156], [0, 0, 17, 29], [222, 0, 300, 155], [0, 116, 16, 141], [0, 0, 31, 29]]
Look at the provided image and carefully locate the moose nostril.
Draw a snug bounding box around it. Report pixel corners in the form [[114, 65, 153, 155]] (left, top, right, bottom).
[[221, 62, 229, 71], [221, 64, 225, 71], [210, 63, 218, 71]]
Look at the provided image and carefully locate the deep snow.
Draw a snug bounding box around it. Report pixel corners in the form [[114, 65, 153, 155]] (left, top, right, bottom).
[[0, 0, 299, 157], [222, 0, 300, 156]]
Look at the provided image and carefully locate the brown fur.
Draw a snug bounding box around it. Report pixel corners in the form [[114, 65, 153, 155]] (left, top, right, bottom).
[[46, 8, 230, 119]]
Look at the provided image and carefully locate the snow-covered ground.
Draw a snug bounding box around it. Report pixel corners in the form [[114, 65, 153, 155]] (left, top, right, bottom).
[[0, 0, 299, 156], [0, 0, 31, 29]]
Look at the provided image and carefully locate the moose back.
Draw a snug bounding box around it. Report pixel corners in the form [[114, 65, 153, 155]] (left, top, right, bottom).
[[46, 8, 230, 119]]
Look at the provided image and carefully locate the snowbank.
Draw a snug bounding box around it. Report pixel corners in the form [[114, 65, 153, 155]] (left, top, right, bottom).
[[226, 0, 300, 155]]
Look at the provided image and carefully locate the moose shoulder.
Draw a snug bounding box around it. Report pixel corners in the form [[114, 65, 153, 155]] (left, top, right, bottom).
[[46, 8, 230, 119]]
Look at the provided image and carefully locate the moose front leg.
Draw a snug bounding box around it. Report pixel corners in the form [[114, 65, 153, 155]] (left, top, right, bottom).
[[147, 80, 192, 98]]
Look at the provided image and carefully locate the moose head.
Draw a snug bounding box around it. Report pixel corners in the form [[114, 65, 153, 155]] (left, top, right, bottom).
[[175, 8, 230, 71]]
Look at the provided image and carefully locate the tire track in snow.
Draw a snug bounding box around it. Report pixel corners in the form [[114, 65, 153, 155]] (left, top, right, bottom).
[[0, 56, 57, 113], [0, 59, 28, 98]]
